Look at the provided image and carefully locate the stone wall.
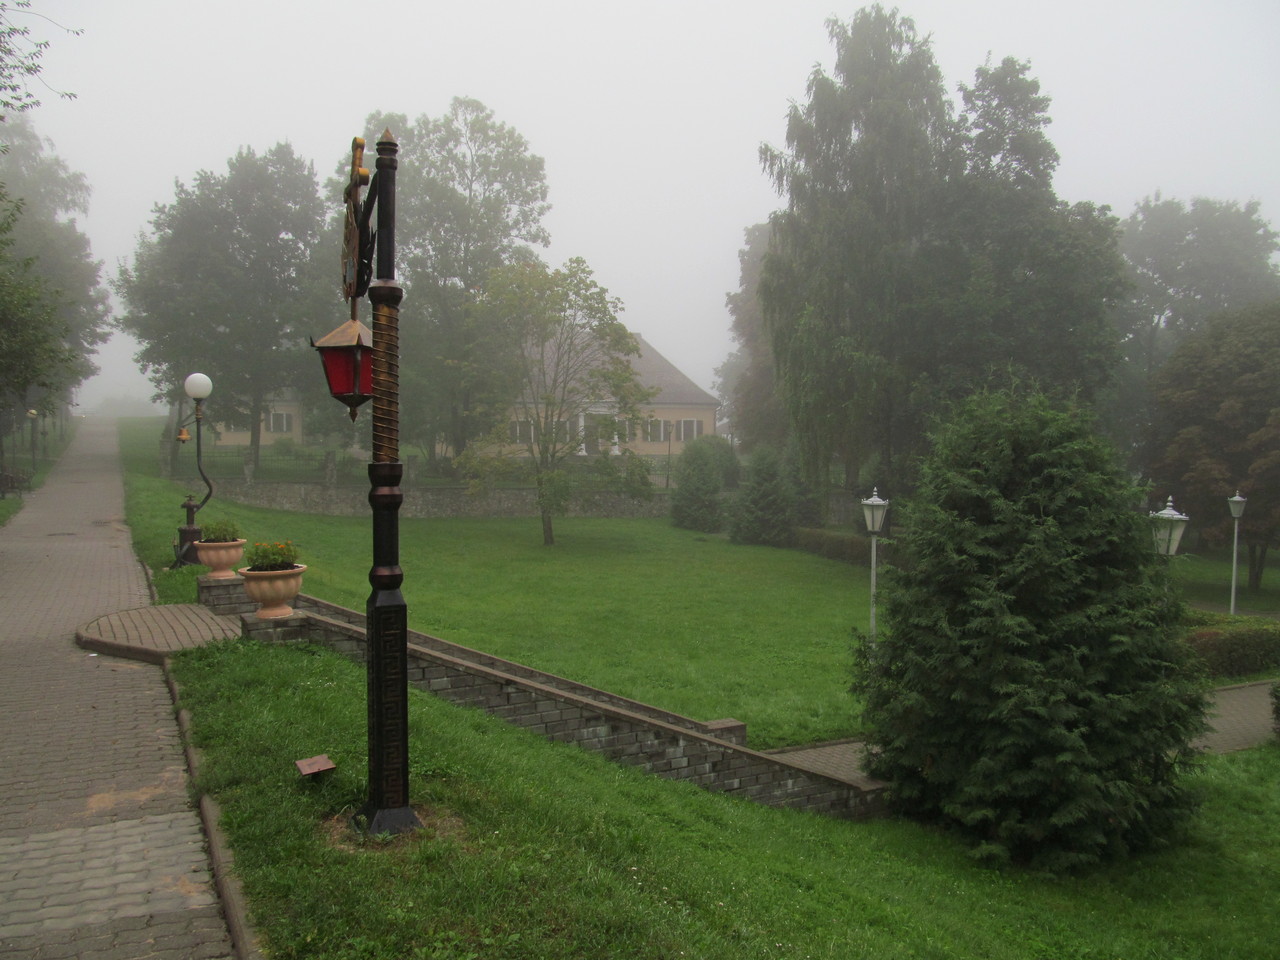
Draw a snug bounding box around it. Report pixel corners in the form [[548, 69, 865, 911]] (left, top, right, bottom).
[[200, 579, 883, 818], [214, 480, 671, 520]]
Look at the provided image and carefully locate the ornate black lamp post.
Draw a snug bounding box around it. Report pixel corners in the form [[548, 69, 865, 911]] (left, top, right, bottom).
[[314, 132, 420, 835], [173, 372, 214, 567]]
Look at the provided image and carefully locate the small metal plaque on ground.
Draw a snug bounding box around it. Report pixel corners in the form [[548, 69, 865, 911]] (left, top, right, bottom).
[[296, 754, 336, 777]]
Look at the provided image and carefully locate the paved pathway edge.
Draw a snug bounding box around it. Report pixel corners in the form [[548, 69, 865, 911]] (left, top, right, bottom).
[[163, 662, 264, 960]]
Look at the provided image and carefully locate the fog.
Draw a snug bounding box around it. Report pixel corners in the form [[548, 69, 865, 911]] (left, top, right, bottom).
[[25, 0, 1280, 411]]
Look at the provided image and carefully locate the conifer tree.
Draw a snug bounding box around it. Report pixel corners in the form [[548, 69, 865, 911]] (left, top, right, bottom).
[[857, 387, 1207, 872], [729, 447, 797, 547], [671, 437, 725, 533]]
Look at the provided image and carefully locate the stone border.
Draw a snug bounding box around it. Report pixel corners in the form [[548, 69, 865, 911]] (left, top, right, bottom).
[[199, 579, 885, 818], [164, 662, 265, 960]]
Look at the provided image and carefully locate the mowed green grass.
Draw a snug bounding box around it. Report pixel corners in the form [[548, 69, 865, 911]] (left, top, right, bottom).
[[120, 418, 865, 748], [173, 637, 1280, 960]]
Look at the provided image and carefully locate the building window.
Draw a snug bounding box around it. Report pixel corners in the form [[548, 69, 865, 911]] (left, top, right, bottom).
[[677, 419, 703, 442], [509, 420, 534, 444], [268, 411, 293, 434], [646, 419, 670, 443]]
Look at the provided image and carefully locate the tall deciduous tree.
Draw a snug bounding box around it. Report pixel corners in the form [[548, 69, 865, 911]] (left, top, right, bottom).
[[462, 257, 649, 546], [760, 6, 952, 489], [758, 9, 1126, 494], [717, 222, 789, 451], [360, 100, 551, 463], [0, 183, 69, 466], [0, 0, 77, 121], [1119, 195, 1280, 378], [1108, 196, 1280, 466], [116, 143, 328, 465], [1147, 300, 1280, 591], [858, 386, 1206, 872], [0, 115, 109, 396]]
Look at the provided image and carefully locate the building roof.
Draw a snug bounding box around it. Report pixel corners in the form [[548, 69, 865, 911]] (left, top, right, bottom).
[[631, 333, 718, 408]]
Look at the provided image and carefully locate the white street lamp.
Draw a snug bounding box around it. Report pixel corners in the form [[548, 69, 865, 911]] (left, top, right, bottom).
[[1228, 491, 1247, 615], [1150, 496, 1190, 557], [861, 487, 889, 642], [174, 373, 214, 566]]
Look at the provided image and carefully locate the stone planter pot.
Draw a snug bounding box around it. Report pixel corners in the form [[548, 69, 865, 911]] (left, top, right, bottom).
[[193, 539, 246, 579], [238, 564, 307, 619]]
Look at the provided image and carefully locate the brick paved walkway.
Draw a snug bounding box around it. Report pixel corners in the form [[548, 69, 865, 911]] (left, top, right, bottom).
[[0, 418, 234, 959]]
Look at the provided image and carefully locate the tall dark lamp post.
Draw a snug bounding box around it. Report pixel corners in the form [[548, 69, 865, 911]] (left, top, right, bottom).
[[1228, 491, 1247, 615], [314, 132, 420, 835], [173, 372, 214, 567], [861, 487, 889, 642]]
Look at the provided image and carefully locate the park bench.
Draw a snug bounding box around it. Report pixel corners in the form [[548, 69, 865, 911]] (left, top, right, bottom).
[[0, 471, 32, 498]]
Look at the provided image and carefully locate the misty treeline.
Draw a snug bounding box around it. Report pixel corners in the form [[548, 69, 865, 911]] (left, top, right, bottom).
[[717, 6, 1280, 550], [114, 96, 643, 485], [0, 112, 109, 471]]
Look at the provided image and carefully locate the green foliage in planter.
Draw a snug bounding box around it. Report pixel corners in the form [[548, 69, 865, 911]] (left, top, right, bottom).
[[729, 447, 797, 547], [198, 518, 241, 543], [243, 540, 300, 571], [1183, 620, 1280, 679], [856, 387, 1208, 873], [670, 438, 726, 533]]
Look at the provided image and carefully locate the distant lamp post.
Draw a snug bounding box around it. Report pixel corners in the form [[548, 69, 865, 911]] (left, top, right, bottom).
[[26, 408, 36, 469], [313, 132, 420, 835], [861, 487, 890, 641], [1150, 496, 1190, 557], [173, 373, 214, 567], [1228, 491, 1247, 615]]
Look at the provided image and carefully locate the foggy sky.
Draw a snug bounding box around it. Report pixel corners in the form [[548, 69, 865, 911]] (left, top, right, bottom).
[[24, 0, 1280, 411]]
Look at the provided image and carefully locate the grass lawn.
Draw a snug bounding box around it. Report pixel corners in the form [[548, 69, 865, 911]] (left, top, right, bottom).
[[1172, 551, 1280, 614], [120, 418, 867, 749], [173, 638, 1280, 960]]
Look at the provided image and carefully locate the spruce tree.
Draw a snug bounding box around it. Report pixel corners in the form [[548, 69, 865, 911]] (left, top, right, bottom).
[[857, 388, 1207, 872], [671, 437, 726, 533], [729, 447, 797, 547]]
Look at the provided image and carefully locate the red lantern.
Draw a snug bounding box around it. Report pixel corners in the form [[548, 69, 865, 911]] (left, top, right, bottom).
[[311, 318, 374, 420]]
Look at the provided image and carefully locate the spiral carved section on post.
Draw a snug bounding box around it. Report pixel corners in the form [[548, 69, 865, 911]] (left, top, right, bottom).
[[368, 280, 403, 464]]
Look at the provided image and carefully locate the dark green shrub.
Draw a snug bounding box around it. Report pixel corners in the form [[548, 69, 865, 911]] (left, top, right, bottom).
[[671, 440, 724, 533], [729, 447, 797, 547], [1272, 682, 1280, 737], [857, 387, 1208, 873], [795, 528, 865, 564], [694, 434, 741, 489], [1183, 621, 1280, 678]]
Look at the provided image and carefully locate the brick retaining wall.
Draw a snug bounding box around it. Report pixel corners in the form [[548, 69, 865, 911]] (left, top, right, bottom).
[[198, 579, 884, 818]]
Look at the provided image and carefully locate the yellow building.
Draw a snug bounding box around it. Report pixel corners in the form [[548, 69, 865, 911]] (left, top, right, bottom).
[[505, 333, 720, 458], [211, 393, 304, 446]]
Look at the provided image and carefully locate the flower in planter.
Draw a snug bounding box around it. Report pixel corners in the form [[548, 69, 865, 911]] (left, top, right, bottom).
[[198, 518, 242, 543], [244, 540, 301, 571]]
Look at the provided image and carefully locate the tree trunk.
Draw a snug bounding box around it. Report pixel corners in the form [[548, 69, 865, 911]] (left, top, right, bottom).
[[1248, 541, 1269, 592], [249, 396, 264, 469], [535, 471, 555, 546]]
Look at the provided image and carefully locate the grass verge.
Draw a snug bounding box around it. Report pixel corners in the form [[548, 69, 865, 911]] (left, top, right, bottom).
[[174, 638, 1280, 960], [120, 418, 866, 749]]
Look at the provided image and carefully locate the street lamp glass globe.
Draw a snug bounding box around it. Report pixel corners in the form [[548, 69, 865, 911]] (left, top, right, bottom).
[[1150, 496, 1190, 556], [184, 373, 213, 400], [861, 487, 889, 534], [1228, 491, 1247, 520]]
